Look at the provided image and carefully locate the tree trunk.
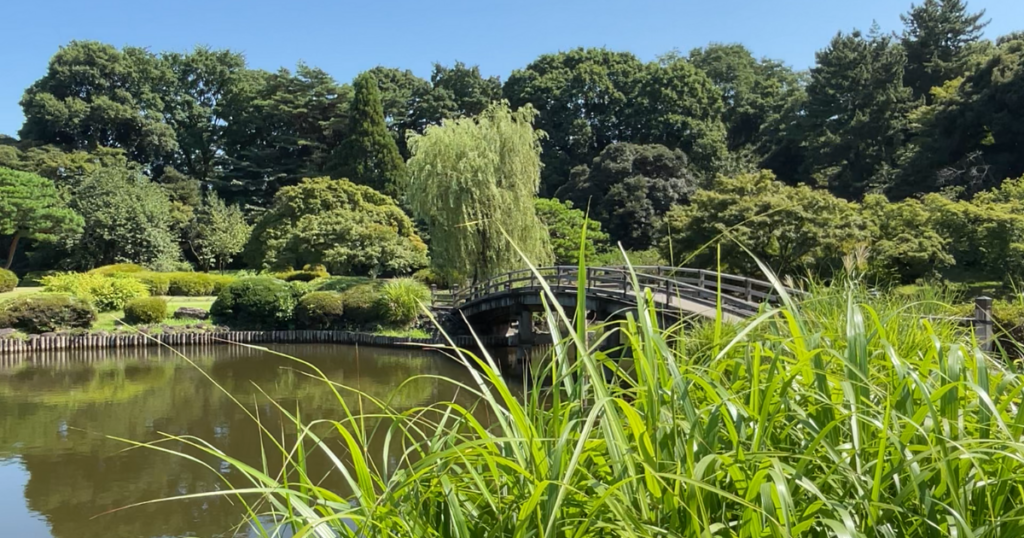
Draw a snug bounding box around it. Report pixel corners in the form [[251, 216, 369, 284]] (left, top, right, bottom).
[[5, 231, 21, 270]]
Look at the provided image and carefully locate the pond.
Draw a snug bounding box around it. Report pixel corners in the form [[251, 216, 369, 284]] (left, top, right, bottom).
[[0, 344, 495, 538]]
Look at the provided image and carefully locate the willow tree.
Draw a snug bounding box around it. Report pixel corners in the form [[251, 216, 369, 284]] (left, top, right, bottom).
[[406, 102, 552, 285]]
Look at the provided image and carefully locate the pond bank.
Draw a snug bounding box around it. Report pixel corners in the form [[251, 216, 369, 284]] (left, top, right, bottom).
[[0, 329, 513, 355]]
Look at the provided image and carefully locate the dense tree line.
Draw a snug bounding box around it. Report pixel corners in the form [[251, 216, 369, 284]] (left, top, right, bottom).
[[1, 0, 1022, 283]]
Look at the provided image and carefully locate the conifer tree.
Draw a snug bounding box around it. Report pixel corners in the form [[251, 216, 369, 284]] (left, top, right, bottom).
[[331, 73, 408, 197], [901, 0, 988, 100]]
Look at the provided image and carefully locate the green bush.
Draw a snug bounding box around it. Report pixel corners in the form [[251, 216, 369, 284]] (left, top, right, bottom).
[[87, 263, 146, 276], [0, 294, 96, 333], [133, 272, 171, 295], [0, 269, 17, 293], [412, 268, 446, 288], [210, 277, 296, 329], [19, 270, 58, 287], [315, 276, 371, 293], [295, 291, 345, 330], [41, 272, 149, 311], [123, 297, 168, 325], [340, 284, 386, 327], [379, 278, 431, 327], [288, 280, 313, 300]]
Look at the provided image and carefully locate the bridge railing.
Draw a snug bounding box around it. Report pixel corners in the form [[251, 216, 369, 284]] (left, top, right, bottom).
[[439, 266, 801, 318]]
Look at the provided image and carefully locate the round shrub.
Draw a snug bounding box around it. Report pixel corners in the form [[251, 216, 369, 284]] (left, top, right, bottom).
[[123, 297, 168, 325], [168, 273, 216, 296], [0, 294, 96, 333], [380, 278, 431, 327], [340, 284, 387, 326], [41, 272, 148, 311], [88, 263, 146, 276], [210, 274, 236, 294], [295, 291, 345, 329], [412, 268, 445, 288], [210, 277, 296, 329], [0, 269, 18, 293], [283, 270, 328, 282]]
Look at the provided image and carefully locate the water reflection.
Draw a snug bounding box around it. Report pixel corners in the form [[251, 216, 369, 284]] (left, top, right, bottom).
[[0, 344, 488, 538]]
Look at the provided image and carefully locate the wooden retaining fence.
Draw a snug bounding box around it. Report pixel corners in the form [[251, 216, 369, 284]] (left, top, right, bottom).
[[0, 330, 513, 356]]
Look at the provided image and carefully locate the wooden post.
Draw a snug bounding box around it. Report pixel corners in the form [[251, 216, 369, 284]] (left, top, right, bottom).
[[430, 285, 437, 307], [975, 296, 994, 352], [744, 279, 753, 302]]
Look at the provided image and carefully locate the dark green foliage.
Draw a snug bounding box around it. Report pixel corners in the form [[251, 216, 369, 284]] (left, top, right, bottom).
[[210, 277, 296, 329], [314, 276, 372, 293], [0, 269, 17, 293], [19, 271, 58, 287], [0, 294, 96, 333], [123, 297, 168, 325], [556, 143, 696, 250], [901, 0, 988, 100], [534, 198, 610, 265], [0, 167, 83, 269], [801, 29, 915, 198], [411, 268, 445, 288], [294, 291, 345, 330], [166, 273, 234, 296], [862, 194, 953, 283], [245, 177, 427, 277], [339, 284, 386, 327], [282, 270, 329, 282], [330, 73, 408, 197]]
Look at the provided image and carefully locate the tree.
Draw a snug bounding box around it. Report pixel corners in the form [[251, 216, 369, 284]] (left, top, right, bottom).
[[556, 143, 696, 250], [861, 195, 952, 282], [406, 102, 552, 284], [901, 0, 989, 100], [244, 177, 427, 277], [330, 73, 407, 197], [534, 198, 610, 265], [0, 168, 83, 269], [61, 167, 180, 269], [19, 41, 178, 166], [660, 170, 867, 277], [801, 28, 916, 198], [186, 193, 251, 271]]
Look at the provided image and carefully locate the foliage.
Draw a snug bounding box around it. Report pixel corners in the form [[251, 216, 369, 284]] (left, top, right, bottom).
[[186, 193, 251, 271], [278, 267, 330, 282], [0, 269, 17, 293], [339, 284, 386, 327], [330, 73, 408, 197], [87, 263, 146, 276], [134, 272, 171, 295], [313, 276, 372, 293], [862, 194, 953, 283], [123, 297, 168, 325], [378, 278, 431, 327], [556, 143, 696, 250], [41, 272, 150, 311], [245, 177, 428, 277], [407, 102, 552, 285], [661, 170, 867, 277], [294, 291, 345, 330], [166, 273, 234, 297], [210, 277, 296, 329], [411, 268, 445, 288], [592, 248, 666, 267], [0, 294, 96, 333], [61, 166, 180, 270], [533, 198, 609, 265], [0, 167, 83, 269], [901, 0, 989, 100]]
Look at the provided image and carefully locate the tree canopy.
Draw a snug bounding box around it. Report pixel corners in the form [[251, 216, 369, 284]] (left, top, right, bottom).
[[0, 167, 82, 269], [330, 73, 407, 197]]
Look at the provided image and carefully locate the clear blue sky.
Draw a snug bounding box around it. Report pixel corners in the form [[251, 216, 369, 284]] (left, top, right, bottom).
[[2, 0, 1022, 137]]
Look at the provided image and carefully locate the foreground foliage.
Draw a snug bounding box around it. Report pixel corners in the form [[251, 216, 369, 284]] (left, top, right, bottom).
[[144, 260, 1024, 537]]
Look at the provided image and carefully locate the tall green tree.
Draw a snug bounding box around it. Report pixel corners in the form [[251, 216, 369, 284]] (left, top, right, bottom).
[[0, 168, 83, 269], [534, 198, 609, 265], [19, 41, 178, 166], [557, 143, 697, 250], [406, 102, 553, 284], [186, 193, 251, 271], [802, 28, 915, 198], [901, 0, 989, 100], [331, 73, 407, 197]]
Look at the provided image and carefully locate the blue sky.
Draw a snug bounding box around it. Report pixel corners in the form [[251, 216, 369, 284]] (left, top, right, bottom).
[[2, 0, 1022, 137]]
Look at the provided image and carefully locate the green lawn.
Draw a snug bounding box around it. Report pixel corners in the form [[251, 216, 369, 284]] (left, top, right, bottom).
[[0, 286, 44, 300]]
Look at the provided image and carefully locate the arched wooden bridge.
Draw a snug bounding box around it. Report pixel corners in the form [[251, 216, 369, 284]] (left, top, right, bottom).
[[437, 266, 798, 324]]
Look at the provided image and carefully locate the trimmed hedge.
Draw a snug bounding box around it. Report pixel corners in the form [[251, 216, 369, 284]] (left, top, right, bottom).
[[340, 284, 386, 327], [0, 269, 17, 293], [295, 291, 345, 330], [88, 263, 146, 276], [134, 273, 171, 295], [41, 272, 149, 311], [210, 277, 296, 330], [0, 294, 96, 333], [123, 297, 168, 325]]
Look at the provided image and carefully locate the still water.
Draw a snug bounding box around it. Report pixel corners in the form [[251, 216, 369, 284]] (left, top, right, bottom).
[[0, 344, 491, 538]]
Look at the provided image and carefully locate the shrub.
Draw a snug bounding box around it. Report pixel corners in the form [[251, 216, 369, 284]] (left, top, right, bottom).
[[0, 294, 96, 333], [210, 277, 296, 329], [288, 280, 313, 300], [123, 297, 168, 325], [295, 291, 345, 330], [19, 270, 58, 287], [41, 272, 149, 311], [167, 273, 214, 296], [315, 276, 371, 293], [87, 263, 146, 276], [379, 278, 431, 327], [340, 284, 386, 326], [0, 269, 17, 293], [133, 272, 171, 295], [412, 268, 446, 288]]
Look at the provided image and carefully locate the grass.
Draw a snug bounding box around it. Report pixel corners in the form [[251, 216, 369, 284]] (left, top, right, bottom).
[[115, 254, 1024, 538], [94, 296, 217, 331], [0, 286, 44, 300], [373, 327, 432, 339]]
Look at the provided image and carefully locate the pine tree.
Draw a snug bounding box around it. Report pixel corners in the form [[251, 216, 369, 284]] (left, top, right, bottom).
[[331, 73, 408, 197], [901, 0, 989, 100]]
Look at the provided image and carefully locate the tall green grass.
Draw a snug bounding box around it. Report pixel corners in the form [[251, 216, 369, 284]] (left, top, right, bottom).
[[128, 261, 1024, 537]]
